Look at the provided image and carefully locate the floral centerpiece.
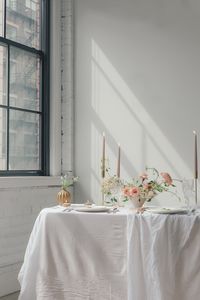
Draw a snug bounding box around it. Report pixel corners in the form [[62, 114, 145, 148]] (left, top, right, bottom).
[[122, 168, 177, 208], [57, 173, 78, 206]]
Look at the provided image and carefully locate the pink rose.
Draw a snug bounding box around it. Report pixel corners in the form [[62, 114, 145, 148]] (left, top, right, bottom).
[[123, 187, 131, 197], [160, 172, 173, 185], [129, 187, 140, 197]]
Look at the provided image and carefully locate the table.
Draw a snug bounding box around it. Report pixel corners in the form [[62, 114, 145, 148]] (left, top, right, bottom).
[[18, 207, 200, 300]]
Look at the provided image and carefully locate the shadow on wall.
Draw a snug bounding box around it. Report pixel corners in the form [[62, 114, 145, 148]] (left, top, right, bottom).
[[74, 0, 200, 205], [90, 40, 192, 205]]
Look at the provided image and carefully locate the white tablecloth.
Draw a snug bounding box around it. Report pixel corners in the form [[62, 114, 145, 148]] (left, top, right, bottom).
[[18, 207, 200, 300]]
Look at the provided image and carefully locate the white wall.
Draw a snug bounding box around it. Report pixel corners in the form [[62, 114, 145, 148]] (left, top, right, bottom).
[[74, 0, 200, 206]]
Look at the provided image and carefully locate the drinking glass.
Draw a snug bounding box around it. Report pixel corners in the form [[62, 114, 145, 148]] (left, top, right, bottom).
[[182, 179, 196, 214]]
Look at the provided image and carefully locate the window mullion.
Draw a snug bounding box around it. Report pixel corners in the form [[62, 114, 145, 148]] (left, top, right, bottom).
[[4, 0, 6, 38], [42, 0, 50, 175], [0, 36, 43, 56], [7, 43, 10, 171]]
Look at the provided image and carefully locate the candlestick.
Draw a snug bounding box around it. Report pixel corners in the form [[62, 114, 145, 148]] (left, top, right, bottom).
[[193, 131, 198, 179], [102, 132, 105, 178], [193, 130, 198, 206], [117, 143, 121, 178]]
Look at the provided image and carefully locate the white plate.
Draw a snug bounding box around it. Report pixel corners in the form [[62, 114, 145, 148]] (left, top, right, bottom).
[[75, 206, 110, 213], [145, 207, 188, 214], [70, 203, 86, 207]]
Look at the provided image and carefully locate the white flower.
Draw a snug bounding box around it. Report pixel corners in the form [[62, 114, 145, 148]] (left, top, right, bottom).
[[61, 174, 79, 189], [102, 176, 123, 195]]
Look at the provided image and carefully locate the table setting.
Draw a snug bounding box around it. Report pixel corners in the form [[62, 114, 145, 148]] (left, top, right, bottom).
[[53, 204, 118, 213], [53, 130, 200, 215], [18, 131, 200, 300], [18, 202, 200, 300]]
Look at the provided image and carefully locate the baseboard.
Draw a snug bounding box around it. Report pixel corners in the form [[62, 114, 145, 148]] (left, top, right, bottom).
[[0, 291, 20, 299]]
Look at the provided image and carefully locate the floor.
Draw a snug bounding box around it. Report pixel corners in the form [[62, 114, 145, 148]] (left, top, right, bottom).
[[0, 292, 19, 300]]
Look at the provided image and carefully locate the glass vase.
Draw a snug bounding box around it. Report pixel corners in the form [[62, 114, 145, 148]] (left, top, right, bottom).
[[57, 189, 71, 206]]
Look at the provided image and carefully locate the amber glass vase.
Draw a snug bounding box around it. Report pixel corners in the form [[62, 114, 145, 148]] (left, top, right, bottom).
[[57, 189, 71, 206]]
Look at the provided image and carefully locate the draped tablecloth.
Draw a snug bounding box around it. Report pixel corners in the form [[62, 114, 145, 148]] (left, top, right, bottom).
[[18, 207, 200, 300]]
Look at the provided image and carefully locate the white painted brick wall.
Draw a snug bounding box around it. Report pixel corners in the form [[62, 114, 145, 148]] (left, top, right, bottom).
[[61, 0, 74, 174], [0, 186, 59, 297], [0, 0, 74, 296]]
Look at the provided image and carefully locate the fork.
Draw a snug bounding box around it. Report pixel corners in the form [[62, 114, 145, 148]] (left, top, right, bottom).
[[108, 207, 119, 214], [62, 207, 73, 212]]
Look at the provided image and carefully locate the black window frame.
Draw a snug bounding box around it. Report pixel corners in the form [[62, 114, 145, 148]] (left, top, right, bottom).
[[0, 0, 50, 176]]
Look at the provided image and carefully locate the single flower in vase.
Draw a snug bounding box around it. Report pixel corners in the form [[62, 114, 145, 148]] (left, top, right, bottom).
[[57, 173, 78, 206]]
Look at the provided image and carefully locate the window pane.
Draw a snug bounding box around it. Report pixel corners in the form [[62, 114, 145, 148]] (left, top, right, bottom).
[[6, 0, 41, 49], [0, 108, 7, 170], [9, 110, 40, 170], [0, 44, 7, 105], [10, 47, 40, 111], [0, 0, 4, 36]]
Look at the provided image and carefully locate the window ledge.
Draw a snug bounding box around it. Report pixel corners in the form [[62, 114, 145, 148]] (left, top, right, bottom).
[[0, 176, 61, 190]]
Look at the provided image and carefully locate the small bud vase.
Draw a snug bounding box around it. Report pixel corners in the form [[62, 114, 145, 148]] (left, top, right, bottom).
[[57, 189, 71, 206]]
